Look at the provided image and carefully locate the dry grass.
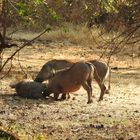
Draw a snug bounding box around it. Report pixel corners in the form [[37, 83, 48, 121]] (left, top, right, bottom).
[[0, 42, 140, 140], [8, 23, 140, 62], [40, 23, 113, 47], [9, 23, 115, 47], [1, 26, 140, 139], [39, 24, 94, 46]]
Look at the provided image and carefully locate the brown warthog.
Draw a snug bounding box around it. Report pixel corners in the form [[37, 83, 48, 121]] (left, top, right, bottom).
[[42, 61, 95, 104], [35, 59, 110, 101], [10, 79, 46, 99]]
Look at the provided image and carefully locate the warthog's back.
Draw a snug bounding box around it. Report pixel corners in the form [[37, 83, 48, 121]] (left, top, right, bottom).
[[48, 59, 109, 81], [48, 59, 74, 72], [10, 80, 45, 99], [89, 60, 109, 81]]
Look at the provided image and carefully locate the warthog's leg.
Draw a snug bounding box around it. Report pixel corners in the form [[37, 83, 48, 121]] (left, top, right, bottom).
[[60, 93, 66, 100], [82, 82, 93, 104], [67, 93, 70, 99], [98, 85, 106, 101], [105, 89, 110, 94], [94, 72, 106, 101], [98, 93, 104, 101], [54, 92, 60, 101], [98, 83, 106, 101], [87, 77, 93, 97], [53, 85, 62, 101], [60, 93, 70, 100]]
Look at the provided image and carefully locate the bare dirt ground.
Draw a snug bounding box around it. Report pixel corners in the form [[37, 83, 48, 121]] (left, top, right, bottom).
[[0, 43, 140, 140]]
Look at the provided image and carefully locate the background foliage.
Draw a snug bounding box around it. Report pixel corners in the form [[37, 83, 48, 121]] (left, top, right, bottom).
[[0, 0, 140, 30]]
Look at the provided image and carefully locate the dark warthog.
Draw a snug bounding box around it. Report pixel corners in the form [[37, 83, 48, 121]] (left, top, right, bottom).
[[43, 61, 95, 104], [35, 59, 110, 100], [10, 79, 46, 99]]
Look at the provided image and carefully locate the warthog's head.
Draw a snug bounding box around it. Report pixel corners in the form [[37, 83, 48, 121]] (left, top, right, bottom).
[[35, 63, 55, 82], [43, 85, 51, 97]]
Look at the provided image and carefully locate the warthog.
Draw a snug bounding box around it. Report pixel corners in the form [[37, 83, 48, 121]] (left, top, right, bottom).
[[43, 61, 95, 104], [10, 79, 46, 99], [35, 59, 110, 101]]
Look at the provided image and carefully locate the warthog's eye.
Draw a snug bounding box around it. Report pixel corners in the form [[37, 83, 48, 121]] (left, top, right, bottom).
[[42, 65, 46, 69]]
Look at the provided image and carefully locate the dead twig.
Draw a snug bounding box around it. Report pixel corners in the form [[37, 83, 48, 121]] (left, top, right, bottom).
[[0, 58, 13, 79], [0, 28, 50, 79]]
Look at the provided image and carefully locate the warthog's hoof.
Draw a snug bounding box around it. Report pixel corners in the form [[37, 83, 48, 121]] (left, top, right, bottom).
[[87, 99, 93, 104], [60, 93, 71, 100], [92, 95, 95, 98], [105, 90, 110, 94], [98, 98, 103, 102], [60, 94, 66, 100], [67, 94, 70, 99], [54, 98, 59, 101]]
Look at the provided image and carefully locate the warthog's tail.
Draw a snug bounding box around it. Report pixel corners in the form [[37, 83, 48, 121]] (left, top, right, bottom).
[[105, 65, 111, 91], [86, 62, 102, 84], [85, 62, 94, 72]]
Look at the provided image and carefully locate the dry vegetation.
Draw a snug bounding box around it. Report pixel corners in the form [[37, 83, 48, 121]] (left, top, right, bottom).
[[0, 27, 140, 140]]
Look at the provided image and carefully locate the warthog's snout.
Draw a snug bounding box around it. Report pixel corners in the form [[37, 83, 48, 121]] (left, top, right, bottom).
[[34, 77, 43, 82], [43, 87, 50, 97]]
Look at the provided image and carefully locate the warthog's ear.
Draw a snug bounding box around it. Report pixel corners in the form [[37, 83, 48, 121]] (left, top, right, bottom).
[[15, 74, 27, 82], [15, 76, 23, 82]]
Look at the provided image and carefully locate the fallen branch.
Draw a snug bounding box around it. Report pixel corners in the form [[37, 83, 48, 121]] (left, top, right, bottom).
[[0, 58, 13, 79]]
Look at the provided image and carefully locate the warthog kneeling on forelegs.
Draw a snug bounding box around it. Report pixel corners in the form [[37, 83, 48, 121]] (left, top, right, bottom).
[[10, 79, 46, 99], [43, 61, 101, 104], [35, 59, 110, 101]]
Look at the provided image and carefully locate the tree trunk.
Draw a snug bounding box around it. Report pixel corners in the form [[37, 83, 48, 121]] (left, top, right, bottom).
[[1, 0, 7, 38], [0, 0, 8, 69], [0, 49, 2, 69]]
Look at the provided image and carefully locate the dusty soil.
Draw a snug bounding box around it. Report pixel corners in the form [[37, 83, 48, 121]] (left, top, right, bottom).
[[0, 43, 140, 140]]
